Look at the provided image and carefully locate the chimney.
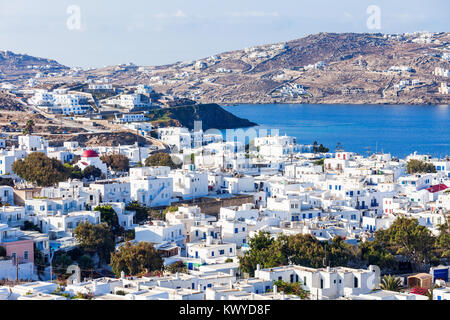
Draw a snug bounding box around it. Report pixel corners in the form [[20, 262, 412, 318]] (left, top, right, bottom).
[[120, 271, 125, 279], [280, 291, 285, 300], [137, 282, 141, 291], [229, 279, 233, 289], [273, 284, 277, 294], [206, 236, 212, 245], [256, 264, 260, 271]]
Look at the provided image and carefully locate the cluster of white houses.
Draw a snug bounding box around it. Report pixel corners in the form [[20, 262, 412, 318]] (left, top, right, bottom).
[[0, 128, 449, 300]]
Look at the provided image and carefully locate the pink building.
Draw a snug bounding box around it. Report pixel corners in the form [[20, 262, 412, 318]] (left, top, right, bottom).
[[0, 224, 34, 264]]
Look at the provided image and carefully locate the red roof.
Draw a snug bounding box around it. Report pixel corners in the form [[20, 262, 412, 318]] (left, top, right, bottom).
[[426, 184, 448, 193], [82, 150, 99, 158]]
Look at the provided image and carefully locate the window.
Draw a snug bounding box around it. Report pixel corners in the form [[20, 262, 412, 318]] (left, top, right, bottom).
[[234, 228, 238, 234], [354, 277, 358, 288], [320, 279, 323, 289], [24, 251, 29, 261], [219, 250, 225, 255]]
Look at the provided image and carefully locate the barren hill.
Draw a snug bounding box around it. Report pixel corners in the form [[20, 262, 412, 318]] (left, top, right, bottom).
[[1, 32, 450, 105]]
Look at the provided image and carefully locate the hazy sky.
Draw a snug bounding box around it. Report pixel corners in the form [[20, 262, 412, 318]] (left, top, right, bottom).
[[0, 0, 449, 68]]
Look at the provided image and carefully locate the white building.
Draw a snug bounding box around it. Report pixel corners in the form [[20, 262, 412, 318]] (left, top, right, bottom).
[[129, 167, 173, 207], [135, 221, 184, 246]]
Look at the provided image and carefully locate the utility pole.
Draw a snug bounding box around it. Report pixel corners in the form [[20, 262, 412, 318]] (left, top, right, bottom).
[[49, 249, 55, 283], [15, 255, 19, 284]]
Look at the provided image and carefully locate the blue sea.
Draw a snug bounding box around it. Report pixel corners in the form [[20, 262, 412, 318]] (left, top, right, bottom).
[[222, 104, 450, 158]]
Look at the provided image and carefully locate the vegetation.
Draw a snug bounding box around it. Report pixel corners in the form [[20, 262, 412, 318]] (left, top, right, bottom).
[[406, 159, 436, 174], [240, 217, 450, 276], [52, 253, 73, 277], [110, 242, 164, 277], [94, 205, 123, 237], [22, 221, 42, 233], [436, 218, 450, 258], [34, 246, 46, 280], [379, 275, 403, 292], [0, 177, 14, 187], [165, 261, 188, 274], [312, 141, 329, 153], [63, 163, 84, 180], [12, 152, 71, 187], [126, 201, 149, 224], [100, 153, 130, 172], [124, 229, 135, 241], [239, 231, 356, 277], [0, 246, 6, 257], [74, 222, 115, 265], [82, 165, 102, 180], [22, 119, 34, 135], [144, 153, 180, 169], [410, 287, 428, 296], [273, 280, 310, 299], [367, 217, 435, 272]]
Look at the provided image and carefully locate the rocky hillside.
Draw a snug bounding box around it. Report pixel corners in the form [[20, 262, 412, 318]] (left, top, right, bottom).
[[146, 104, 257, 130], [1, 32, 449, 105], [0, 50, 68, 83], [49, 131, 149, 147], [0, 92, 25, 111]]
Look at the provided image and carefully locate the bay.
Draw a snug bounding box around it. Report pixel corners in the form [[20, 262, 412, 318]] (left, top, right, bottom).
[[222, 104, 450, 158]]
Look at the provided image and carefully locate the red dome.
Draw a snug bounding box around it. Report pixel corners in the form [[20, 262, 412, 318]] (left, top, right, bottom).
[[81, 150, 99, 158]]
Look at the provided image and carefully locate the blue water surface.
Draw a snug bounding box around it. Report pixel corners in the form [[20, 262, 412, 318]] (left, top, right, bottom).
[[222, 104, 450, 158]]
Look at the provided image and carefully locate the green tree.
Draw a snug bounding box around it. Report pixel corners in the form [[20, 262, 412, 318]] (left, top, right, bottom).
[[374, 217, 435, 272], [144, 153, 180, 169], [406, 159, 436, 174], [34, 245, 46, 280], [126, 201, 149, 224], [110, 241, 164, 277], [22, 221, 42, 233], [358, 240, 398, 271], [82, 166, 102, 180], [63, 163, 83, 180], [317, 144, 329, 153], [74, 222, 115, 265], [436, 218, 450, 259], [94, 205, 123, 237], [100, 154, 130, 172], [380, 274, 402, 292], [273, 280, 310, 299], [0, 177, 14, 187], [52, 253, 73, 277], [239, 232, 286, 276], [0, 246, 6, 257], [12, 152, 71, 187], [22, 119, 34, 135], [165, 261, 188, 274], [77, 254, 94, 271]]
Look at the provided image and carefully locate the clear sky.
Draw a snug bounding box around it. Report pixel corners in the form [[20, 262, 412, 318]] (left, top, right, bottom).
[[0, 0, 449, 68]]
